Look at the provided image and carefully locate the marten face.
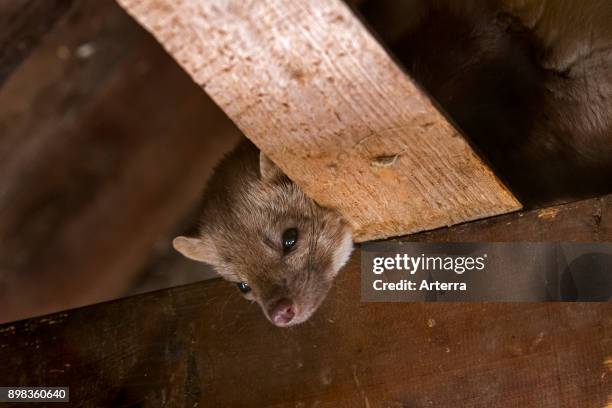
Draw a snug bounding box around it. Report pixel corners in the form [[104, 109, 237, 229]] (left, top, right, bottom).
[[173, 152, 353, 327]]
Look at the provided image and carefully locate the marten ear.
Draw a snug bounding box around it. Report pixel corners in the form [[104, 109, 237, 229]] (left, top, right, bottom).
[[259, 151, 284, 182], [173, 235, 219, 265]]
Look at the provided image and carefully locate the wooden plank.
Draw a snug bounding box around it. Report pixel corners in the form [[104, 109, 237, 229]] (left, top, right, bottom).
[[0, 1, 241, 324], [1, 195, 610, 406], [410, 195, 611, 242], [115, 0, 521, 242]]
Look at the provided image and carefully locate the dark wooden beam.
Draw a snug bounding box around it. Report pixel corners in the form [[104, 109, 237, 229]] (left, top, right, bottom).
[[1, 195, 610, 406], [409, 195, 610, 242]]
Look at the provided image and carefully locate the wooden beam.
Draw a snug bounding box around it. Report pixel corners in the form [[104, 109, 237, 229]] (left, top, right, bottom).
[[116, 0, 521, 241], [410, 195, 611, 242], [1, 196, 610, 406]]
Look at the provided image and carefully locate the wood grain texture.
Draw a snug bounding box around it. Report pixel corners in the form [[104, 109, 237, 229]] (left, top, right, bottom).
[[115, 0, 521, 241], [410, 195, 611, 243], [0, 195, 610, 407]]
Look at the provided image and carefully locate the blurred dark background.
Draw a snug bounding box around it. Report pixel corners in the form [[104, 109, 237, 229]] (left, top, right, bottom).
[[0, 0, 242, 323]]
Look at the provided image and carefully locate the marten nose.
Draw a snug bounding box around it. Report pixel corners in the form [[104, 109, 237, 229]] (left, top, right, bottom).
[[270, 298, 295, 326]]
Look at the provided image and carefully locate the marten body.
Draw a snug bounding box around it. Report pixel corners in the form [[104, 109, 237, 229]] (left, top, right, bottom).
[[174, 0, 612, 326], [386, 0, 612, 204]]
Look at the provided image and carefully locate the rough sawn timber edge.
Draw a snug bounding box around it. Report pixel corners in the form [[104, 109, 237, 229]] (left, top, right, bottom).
[[115, 0, 521, 241]]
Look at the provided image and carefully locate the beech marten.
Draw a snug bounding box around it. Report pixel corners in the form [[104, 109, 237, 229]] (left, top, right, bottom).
[[173, 141, 353, 327], [174, 0, 612, 326], [370, 0, 612, 204]]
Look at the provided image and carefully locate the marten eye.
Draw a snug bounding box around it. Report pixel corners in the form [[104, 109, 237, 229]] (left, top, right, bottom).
[[236, 282, 251, 294], [282, 228, 298, 253]]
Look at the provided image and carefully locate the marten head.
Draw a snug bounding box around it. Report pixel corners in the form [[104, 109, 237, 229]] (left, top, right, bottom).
[[173, 149, 353, 327]]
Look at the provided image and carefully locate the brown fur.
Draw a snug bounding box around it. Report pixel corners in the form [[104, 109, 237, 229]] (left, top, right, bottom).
[[174, 140, 352, 327], [369, 0, 612, 205]]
